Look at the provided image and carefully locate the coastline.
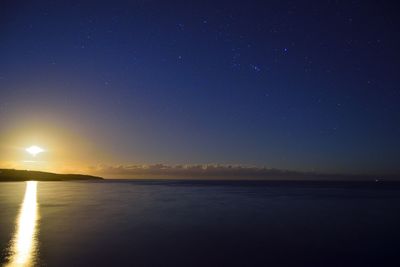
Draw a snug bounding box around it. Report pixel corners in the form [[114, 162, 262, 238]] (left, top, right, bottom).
[[0, 169, 103, 182]]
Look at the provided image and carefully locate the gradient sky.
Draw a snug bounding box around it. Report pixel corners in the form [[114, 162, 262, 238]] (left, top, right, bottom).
[[1, 1, 399, 176]]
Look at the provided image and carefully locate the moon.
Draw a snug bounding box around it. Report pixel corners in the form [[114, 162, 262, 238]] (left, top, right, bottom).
[[26, 146, 44, 156]]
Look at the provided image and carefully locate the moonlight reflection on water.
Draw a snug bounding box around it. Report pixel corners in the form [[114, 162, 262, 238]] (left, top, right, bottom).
[[5, 181, 39, 267]]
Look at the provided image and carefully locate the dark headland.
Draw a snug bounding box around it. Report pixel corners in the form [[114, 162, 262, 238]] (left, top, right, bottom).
[[0, 169, 103, 182]]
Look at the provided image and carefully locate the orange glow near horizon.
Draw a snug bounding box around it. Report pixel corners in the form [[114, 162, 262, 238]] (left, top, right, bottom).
[[0, 123, 111, 174]]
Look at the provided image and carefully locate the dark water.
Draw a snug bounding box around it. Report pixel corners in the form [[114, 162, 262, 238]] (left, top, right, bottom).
[[1, 180, 400, 267]]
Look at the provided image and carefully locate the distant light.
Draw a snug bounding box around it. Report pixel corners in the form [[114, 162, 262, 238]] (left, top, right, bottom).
[[25, 146, 44, 157]]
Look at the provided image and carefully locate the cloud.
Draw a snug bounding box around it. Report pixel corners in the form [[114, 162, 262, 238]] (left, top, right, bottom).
[[87, 164, 395, 180]]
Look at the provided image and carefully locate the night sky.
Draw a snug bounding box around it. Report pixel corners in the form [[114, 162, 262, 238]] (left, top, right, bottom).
[[1, 1, 399, 176]]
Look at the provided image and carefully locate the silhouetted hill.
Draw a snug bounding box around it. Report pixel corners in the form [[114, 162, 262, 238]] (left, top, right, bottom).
[[0, 169, 103, 182]]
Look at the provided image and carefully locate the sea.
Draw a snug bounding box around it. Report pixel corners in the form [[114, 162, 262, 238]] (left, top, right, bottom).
[[1, 180, 400, 267]]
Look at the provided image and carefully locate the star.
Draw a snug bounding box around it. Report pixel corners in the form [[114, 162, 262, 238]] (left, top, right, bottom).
[[250, 64, 261, 72]]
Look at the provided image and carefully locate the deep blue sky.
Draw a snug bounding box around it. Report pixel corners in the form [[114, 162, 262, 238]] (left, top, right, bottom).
[[1, 1, 399, 175]]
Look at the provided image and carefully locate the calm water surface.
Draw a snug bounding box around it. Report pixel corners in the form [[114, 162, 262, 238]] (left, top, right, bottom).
[[1, 180, 400, 266]]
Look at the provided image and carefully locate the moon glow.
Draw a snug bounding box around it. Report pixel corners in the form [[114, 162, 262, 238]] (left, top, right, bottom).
[[25, 146, 44, 157]]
